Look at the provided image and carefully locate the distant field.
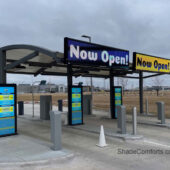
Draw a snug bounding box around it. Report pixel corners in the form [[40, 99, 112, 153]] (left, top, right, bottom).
[[17, 90, 170, 117]]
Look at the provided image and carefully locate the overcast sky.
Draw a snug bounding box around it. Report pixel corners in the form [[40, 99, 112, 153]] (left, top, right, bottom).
[[1, 0, 170, 88]]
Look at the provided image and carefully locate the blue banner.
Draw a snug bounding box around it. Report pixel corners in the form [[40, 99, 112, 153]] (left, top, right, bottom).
[[65, 38, 129, 68]]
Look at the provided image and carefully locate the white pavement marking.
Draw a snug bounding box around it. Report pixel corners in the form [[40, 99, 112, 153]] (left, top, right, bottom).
[[144, 139, 170, 148]]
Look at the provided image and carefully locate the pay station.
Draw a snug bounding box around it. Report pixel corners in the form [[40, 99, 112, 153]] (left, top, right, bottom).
[[64, 37, 129, 124], [0, 84, 17, 137], [68, 86, 83, 125], [113, 86, 122, 118]]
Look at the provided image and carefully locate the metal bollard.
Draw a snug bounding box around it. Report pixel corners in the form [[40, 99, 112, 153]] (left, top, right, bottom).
[[117, 105, 126, 134], [40, 96, 52, 120], [156, 102, 165, 124], [145, 98, 149, 115], [83, 95, 92, 115], [132, 107, 137, 135], [58, 100, 63, 112], [18, 101, 24, 115], [50, 111, 62, 151], [63, 111, 68, 125]]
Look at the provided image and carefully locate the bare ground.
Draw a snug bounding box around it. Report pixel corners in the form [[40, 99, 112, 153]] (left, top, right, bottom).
[[17, 90, 170, 117]]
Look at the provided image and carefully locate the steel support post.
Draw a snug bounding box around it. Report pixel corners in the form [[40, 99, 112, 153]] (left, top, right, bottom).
[[117, 105, 126, 134], [90, 76, 93, 115], [157, 102, 165, 124], [132, 107, 137, 135], [0, 50, 6, 84], [67, 64, 72, 125], [110, 71, 115, 119], [145, 98, 149, 115], [139, 71, 143, 114], [50, 111, 62, 150]]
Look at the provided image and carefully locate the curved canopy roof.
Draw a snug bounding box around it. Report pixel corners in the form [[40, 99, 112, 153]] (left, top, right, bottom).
[[0, 44, 136, 78], [1, 44, 68, 77]]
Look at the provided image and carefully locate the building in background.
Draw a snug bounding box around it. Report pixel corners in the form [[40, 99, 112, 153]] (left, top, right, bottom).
[[17, 83, 67, 93], [145, 86, 170, 91], [17, 84, 31, 94], [83, 86, 91, 92], [57, 84, 67, 93]]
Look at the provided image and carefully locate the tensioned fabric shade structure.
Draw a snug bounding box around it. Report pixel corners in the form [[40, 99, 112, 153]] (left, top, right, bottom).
[[0, 44, 136, 78], [0, 44, 166, 118]]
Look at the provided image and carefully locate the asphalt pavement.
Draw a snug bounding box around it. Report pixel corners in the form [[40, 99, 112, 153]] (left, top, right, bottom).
[[1, 103, 170, 170]]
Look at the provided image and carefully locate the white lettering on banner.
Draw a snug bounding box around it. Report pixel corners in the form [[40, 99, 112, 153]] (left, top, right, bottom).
[[88, 51, 98, 61], [70, 44, 129, 66], [109, 55, 115, 66], [126, 55, 129, 65], [80, 50, 87, 60], [70, 45, 79, 59], [116, 56, 120, 64], [70, 45, 98, 61], [121, 57, 125, 65], [101, 51, 109, 63]]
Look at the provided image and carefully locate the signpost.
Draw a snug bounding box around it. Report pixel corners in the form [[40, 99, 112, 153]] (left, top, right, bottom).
[[69, 86, 83, 125], [133, 52, 170, 114], [133, 52, 170, 73], [113, 86, 122, 118], [64, 37, 129, 69], [0, 84, 17, 137]]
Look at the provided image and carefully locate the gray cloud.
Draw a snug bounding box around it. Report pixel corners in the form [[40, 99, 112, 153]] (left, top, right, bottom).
[[0, 0, 170, 87]]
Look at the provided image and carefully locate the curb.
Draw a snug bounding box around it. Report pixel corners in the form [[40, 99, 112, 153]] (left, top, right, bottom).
[[0, 151, 74, 168], [67, 126, 143, 141], [127, 120, 170, 129]]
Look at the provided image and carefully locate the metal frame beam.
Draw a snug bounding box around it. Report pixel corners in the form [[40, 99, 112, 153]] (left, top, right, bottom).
[[1, 44, 56, 58], [34, 67, 47, 77], [6, 59, 65, 68], [143, 73, 164, 79], [51, 52, 64, 63], [0, 50, 6, 83], [67, 64, 72, 125], [110, 70, 115, 119], [7, 71, 37, 75], [139, 71, 143, 114], [41, 72, 67, 76], [5, 51, 38, 70], [72, 69, 89, 75], [116, 75, 139, 79], [7, 71, 67, 76], [77, 73, 108, 78]]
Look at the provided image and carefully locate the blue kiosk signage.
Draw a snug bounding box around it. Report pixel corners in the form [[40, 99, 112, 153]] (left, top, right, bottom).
[[69, 86, 83, 125], [0, 84, 17, 137], [64, 37, 129, 68], [113, 86, 122, 118]]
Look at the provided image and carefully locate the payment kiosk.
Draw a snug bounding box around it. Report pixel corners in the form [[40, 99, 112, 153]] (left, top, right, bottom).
[[68, 86, 83, 125], [0, 84, 17, 137]]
